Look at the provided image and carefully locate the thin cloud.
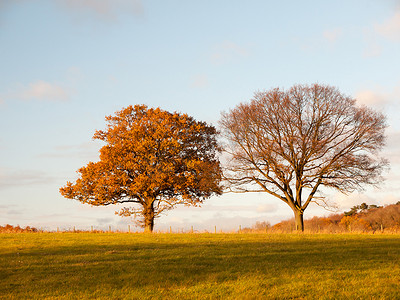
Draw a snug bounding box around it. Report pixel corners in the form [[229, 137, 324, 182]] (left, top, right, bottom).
[[355, 89, 388, 107], [7, 80, 70, 102], [210, 41, 250, 65], [6, 210, 22, 215], [96, 217, 114, 225], [323, 28, 343, 44], [375, 10, 400, 41], [332, 189, 400, 210], [158, 214, 288, 231], [58, 0, 144, 21], [332, 192, 377, 210], [165, 203, 278, 214], [177, 204, 258, 212], [0, 204, 25, 218], [256, 204, 278, 213], [0, 0, 143, 23], [295, 28, 343, 53], [384, 130, 400, 164], [0, 169, 55, 190], [38, 142, 101, 160], [355, 84, 400, 109]]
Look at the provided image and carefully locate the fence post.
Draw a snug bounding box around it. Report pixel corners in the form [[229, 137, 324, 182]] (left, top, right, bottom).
[[239, 225, 241, 233], [73, 226, 76, 233], [170, 226, 172, 234], [91, 226, 93, 232], [109, 225, 111, 233], [191, 226, 194, 233], [57, 227, 59, 233], [128, 225, 131, 233], [214, 226, 217, 234]]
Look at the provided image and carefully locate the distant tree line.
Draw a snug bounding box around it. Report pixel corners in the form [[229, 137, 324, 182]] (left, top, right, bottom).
[[259, 202, 400, 233], [0, 224, 38, 233]]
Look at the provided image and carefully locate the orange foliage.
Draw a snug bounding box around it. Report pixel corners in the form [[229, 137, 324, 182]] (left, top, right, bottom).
[[60, 105, 222, 232], [0, 224, 38, 233]]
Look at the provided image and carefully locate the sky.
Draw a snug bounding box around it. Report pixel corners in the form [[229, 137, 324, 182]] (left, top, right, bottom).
[[1, 0, 400, 232]]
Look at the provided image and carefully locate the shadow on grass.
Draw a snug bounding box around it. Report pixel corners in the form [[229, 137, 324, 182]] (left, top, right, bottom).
[[1, 234, 400, 298]]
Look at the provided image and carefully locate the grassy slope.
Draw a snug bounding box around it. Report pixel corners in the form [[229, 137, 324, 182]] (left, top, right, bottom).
[[1, 233, 400, 299]]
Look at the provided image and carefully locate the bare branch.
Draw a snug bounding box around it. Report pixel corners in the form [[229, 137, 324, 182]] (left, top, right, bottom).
[[220, 83, 388, 231]]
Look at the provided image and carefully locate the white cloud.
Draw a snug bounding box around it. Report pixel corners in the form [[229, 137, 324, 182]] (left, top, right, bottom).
[[210, 41, 250, 65], [331, 192, 376, 210], [58, 0, 144, 21], [375, 10, 400, 41], [256, 203, 278, 213], [323, 28, 342, 44], [8, 80, 70, 102], [383, 129, 400, 165], [332, 191, 399, 210], [355, 84, 400, 109], [379, 194, 400, 205], [355, 89, 388, 107]]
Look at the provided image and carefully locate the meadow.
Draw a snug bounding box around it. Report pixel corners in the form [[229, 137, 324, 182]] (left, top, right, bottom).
[[1, 233, 400, 299]]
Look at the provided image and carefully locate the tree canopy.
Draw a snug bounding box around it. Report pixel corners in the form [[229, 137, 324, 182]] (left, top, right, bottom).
[[60, 105, 222, 232], [220, 83, 388, 231]]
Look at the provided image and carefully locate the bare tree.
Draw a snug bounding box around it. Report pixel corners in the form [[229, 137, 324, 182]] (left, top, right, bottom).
[[220, 84, 388, 231]]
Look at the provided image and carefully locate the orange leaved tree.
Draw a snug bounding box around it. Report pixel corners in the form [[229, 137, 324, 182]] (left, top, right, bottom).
[[60, 105, 222, 232], [220, 84, 388, 232]]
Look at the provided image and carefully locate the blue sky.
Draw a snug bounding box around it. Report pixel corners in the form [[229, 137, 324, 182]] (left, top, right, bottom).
[[1, 0, 400, 232]]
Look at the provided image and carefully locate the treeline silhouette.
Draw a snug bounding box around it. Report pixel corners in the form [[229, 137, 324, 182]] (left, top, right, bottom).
[[242, 202, 400, 233]]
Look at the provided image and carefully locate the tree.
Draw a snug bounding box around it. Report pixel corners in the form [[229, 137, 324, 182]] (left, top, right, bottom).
[[60, 105, 222, 232], [220, 84, 388, 231], [344, 203, 381, 216]]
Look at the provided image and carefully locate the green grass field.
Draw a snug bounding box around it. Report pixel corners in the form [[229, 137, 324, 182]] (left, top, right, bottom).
[[1, 233, 400, 299]]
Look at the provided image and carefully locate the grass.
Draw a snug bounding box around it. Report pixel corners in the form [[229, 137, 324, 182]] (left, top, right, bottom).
[[1, 233, 400, 299]]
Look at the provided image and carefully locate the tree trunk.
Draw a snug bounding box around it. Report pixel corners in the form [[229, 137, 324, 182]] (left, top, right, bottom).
[[293, 209, 304, 232], [144, 216, 154, 233], [144, 208, 154, 233]]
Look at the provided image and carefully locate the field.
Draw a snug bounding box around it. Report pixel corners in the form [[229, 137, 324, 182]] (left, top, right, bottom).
[[1, 233, 400, 299]]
